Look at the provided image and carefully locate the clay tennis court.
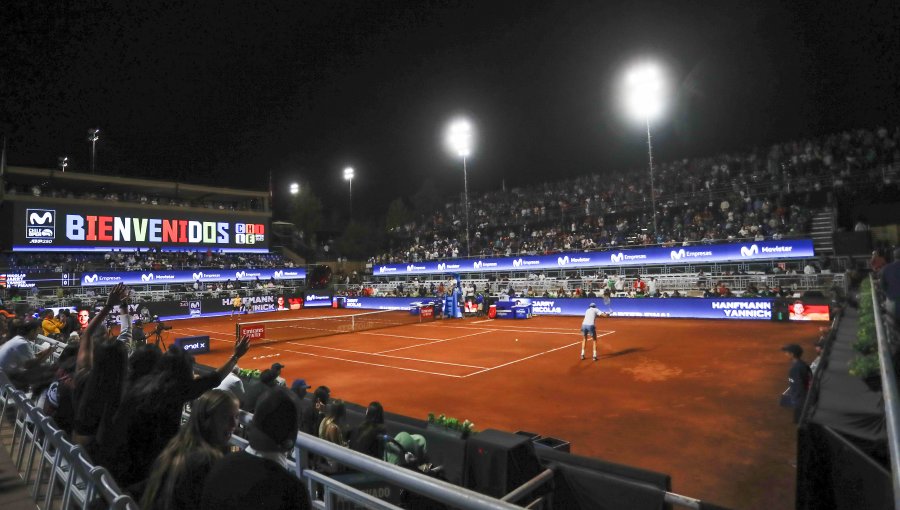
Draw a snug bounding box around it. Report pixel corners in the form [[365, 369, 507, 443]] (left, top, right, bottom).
[[163, 308, 821, 510]]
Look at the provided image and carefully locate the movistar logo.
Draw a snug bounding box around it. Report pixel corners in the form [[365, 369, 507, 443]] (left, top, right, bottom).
[[28, 210, 54, 225], [740, 244, 759, 257], [235, 271, 246, 279], [513, 258, 523, 268], [141, 273, 154, 282], [192, 272, 204, 280], [273, 270, 283, 279], [407, 264, 416, 272], [670, 249, 686, 260], [557, 256, 569, 266], [437, 263, 446, 271], [610, 253, 625, 263], [473, 261, 483, 269], [83, 274, 99, 284]]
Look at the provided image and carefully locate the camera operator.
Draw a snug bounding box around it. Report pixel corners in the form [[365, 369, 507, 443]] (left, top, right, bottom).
[[132, 319, 147, 345]]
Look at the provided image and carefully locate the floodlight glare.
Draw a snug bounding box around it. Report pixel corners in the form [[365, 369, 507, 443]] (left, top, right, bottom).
[[289, 182, 300, 195], [446, 119, 473, 158], [343, 166, 355, 181], [624, 62, 665, 121]]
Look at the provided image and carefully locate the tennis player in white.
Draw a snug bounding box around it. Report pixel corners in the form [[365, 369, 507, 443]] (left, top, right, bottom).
[[581, 303, 603, 361]]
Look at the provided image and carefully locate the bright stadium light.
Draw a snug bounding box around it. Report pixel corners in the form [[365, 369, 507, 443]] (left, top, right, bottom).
[[289, 182, 300, 195], [343, 166, 355, 219], [445, 118, 474, 256], [58, 156, 68, 172], [622, 61, 667, 241]]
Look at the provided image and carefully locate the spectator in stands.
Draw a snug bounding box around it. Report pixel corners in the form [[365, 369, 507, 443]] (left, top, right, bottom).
[[880, 247, 900, 318], [318, 399, 348, 474], [200, 388, 310, 510], [0, 319, 53, 387], [102, 333, 251, 488], [870, 250, 888, 273], [216, 365, 246, 404], [289, 379, 316, 436], [780, 343, 811, 423], [142, 389, 240, 510], [632, 276, 647, 296], [243, 368, 279, 413], [313, 385, 331, 433], [73, 287, 131, 454], [59, 309, 76, 338], [41, 310, 63, 338], [131, 319, 147, 345], [270, 362, 286, 386], [349, 401, 387, 459], [126, 344, 162, 391], [42, 343, 79, 434]]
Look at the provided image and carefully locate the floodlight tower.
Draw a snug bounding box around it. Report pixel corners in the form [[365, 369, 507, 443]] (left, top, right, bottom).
[[87, 128, 100, 174], [446, 119, 474, 256], [623, 62, 666, 241], [289, 182, 300, 195], [343, 166, 355, 220]]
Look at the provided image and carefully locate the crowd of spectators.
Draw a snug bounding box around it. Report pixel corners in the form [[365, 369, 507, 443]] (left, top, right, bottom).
[[2, 250, 294, 272], [372, 127, 898, 263], [3, 184, 263, 212]]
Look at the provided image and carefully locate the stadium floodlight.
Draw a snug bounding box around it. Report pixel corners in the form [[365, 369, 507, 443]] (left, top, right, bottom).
[[445, 118, 474, 256], [58, 156, 68, 172], [289, 182, 300, 195], [343, 166, 355, 219], [87, 128, 100, 174], [622, 61, 666, 241]]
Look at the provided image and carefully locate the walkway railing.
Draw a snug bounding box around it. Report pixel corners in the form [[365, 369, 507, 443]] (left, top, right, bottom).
[[870, 274, 900, 510]]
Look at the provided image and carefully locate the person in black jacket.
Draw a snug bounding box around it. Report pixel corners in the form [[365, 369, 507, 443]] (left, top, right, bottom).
[[781, 343, 811, 423], [201, 388, 310, 510], [349, 401, 386, 459], [289, 379, 317, 436]]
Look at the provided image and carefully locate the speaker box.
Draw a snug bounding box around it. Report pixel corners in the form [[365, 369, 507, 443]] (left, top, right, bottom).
[[466, 428, 542, 498]]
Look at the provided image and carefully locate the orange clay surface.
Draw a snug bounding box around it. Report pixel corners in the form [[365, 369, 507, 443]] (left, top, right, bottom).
[[161, 307, 821, 510]]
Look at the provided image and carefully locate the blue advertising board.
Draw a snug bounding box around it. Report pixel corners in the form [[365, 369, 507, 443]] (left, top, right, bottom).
[[174, 335, 211, 354], [303, 291, 334, 308], [79, 267, 305, 287], [372, 239, 814, 276], [341, 296, 775, 320]]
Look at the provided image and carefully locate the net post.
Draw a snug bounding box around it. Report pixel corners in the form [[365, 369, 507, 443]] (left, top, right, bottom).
[[235, 321, 240, 340], [352, 315, 356, 331]]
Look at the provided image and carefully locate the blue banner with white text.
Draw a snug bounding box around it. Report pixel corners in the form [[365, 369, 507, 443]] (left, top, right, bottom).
[[372, 239, 814, 276], [79, 267, 306, 287]]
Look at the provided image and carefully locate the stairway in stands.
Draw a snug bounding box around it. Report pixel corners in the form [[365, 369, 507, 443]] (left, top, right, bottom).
[[810, 209, 835, 254]]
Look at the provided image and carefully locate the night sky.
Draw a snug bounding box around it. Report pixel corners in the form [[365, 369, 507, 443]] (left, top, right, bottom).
[[2, 0, 898, 220]]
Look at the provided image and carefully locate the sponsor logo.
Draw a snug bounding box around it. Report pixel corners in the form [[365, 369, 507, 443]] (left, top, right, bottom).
[[306, 294, 331, 301], [235, 271, 246, 279], [189, 301, 201, 316], [273, 270, 283, 279], [473, 261, 483, 269], [557, 256, 569, 266], [437, 263, 446, 271], [740, 244, 759, 257], [140, 273, 154, 282], [83, 274, 99, 284], [670, 249, 711, 261], [239, 325, 266, 339], [513, 258, 523, 267], [192, 272, 204, 280], [26, 209, 56, 239], [378, 266, 396, 274], [610, 253, 625, 263]]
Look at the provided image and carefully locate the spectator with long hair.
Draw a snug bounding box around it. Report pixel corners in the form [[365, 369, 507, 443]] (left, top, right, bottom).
[[317, 399, 347, 474], [103, 332, 251, 488], [141, 389, 239, 510], [349, 401, 386, 459]]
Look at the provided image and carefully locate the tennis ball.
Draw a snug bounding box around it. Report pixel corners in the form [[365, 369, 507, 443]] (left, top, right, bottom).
[[515, 338, 519, 342]]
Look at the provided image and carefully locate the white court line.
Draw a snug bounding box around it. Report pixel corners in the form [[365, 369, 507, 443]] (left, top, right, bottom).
[[463, 331, 616, 378], [267, 345, 465, 378], [358, 331, 445, 341], [284, 342, 487, 369], [420, 324, 588, 336], [377, 330, 494, 354], [471, 319, 494, 324]]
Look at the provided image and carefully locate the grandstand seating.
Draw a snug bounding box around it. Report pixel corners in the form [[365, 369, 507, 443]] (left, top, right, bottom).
[[373, 127, 899, 263]]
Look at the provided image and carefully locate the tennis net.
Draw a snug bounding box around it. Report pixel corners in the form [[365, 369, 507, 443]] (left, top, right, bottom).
[[236, 308, 435, 345]]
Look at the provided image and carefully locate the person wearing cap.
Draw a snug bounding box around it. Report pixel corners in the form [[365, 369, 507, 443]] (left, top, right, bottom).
[[781, 343, 811, 423], [580, 302, 604, 361], [200, 388, 310, 510], [288, 379, 316, 436], [271, 362, 286, 387]]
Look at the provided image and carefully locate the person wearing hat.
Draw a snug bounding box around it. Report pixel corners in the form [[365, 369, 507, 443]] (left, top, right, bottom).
[[288, 379, 317, 436], [384, 431, 427, 467], [781, 343, 811, 423], [271, 362, 286, 387], [200, 388, 310, 510], [580, 301, 605, 361]]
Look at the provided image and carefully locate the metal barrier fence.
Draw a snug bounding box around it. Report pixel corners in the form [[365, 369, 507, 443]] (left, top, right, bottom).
[[870, 274, 900, 510], [0, 372, 140, 509]]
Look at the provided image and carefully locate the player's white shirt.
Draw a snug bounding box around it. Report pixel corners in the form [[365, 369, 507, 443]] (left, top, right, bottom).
[[582, 307, 603, 326]]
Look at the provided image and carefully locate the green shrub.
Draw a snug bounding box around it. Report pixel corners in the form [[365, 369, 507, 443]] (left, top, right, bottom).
[[849, 353, 880, 378]]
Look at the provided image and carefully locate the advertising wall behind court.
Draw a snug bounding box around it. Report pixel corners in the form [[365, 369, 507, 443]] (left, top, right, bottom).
[[12, 201, 270, 252]]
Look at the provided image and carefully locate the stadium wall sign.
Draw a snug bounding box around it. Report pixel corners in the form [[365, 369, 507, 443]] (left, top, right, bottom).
[[78, 268, 305, 287], [338, 296, 791, 320], [374, 239, 815, 276], [11, 201, 270, 252], [87, 293, 304, 322]]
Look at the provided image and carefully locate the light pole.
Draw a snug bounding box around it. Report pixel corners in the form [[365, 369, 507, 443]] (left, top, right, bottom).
[[343, 166, 355, 220], [446, 119, 474, 256], [58, 156, 68, 172], [87, 128, 100, 174], [289, 182, 300, 196], [623, 62, 666, 241]]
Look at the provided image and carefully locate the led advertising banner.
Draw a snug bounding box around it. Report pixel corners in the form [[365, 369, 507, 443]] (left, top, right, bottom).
[[88, 293, 304, 322], [11, 201, 270, 252], [372, 239, 815, 276], [341, 296, 780, 320], [78, 268, 305, 287], [302, 290, 334, 308]]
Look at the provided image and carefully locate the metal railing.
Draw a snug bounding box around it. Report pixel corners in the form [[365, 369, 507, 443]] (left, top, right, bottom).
[[870, 274, 900, 510]]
